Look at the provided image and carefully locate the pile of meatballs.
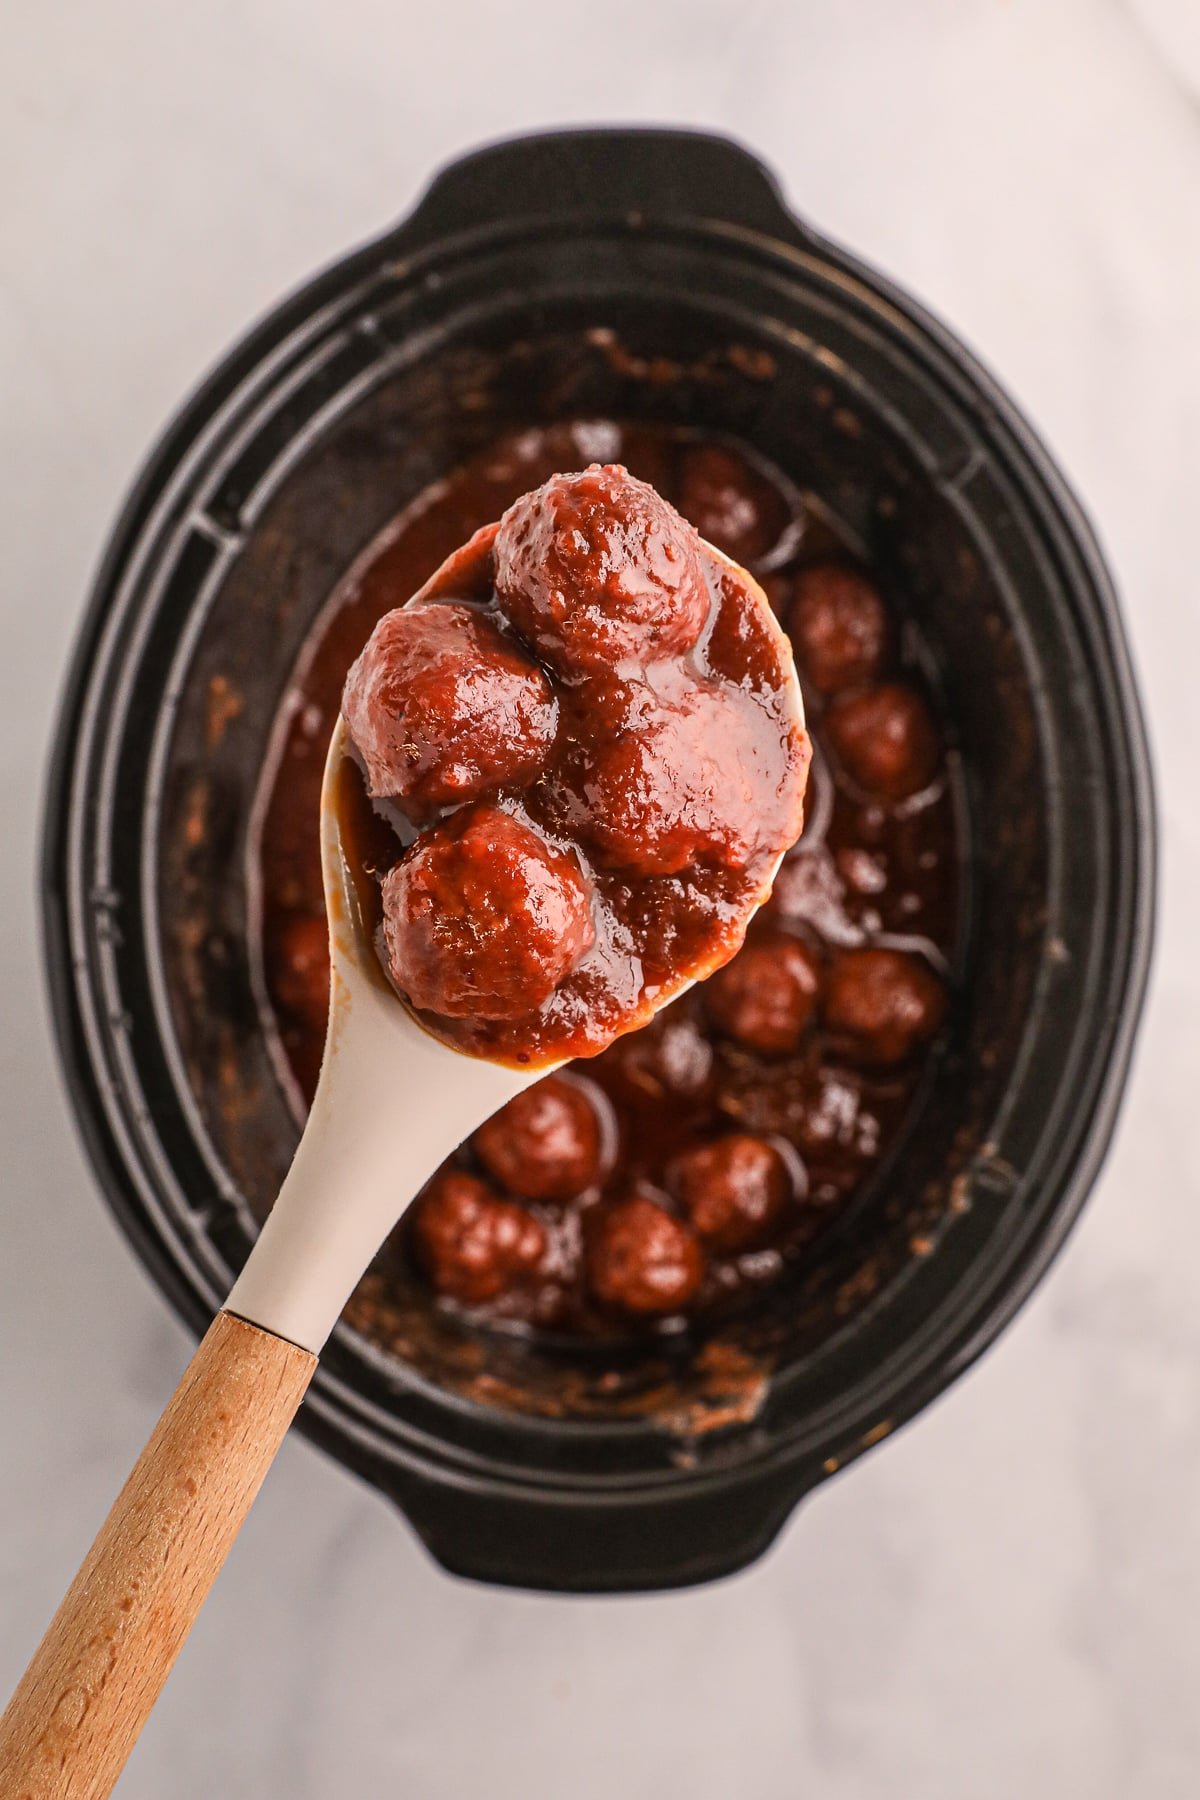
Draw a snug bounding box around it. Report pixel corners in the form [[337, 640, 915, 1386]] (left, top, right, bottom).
[[332, 446, 950, 1328], [341, 461, 808, 1063]]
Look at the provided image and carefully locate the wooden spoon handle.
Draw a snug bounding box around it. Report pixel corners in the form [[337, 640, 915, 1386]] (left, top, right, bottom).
[[0, 1311, 316, 1800]]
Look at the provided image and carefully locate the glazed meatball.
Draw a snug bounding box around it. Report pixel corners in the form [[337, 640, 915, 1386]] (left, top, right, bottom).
[[472, 1075, 605, 1202], [577, 682, 804, 876], [790, 1066, 877, 1163], [599, 1005, 715, 1101], [586, 1194, 705, 1316], [823, 947, 946, 1065], [412, 1169, 545, 1304], [670, 1133, 792, 1252], [704, 936, 822, 1055], [268, 912, 330, 1035], [342, 601, 557, 817], [675, 443, 790, 567], [381, 805, 594, 1019], [494, 464, 710, 674], [824, 683, 940, 801], [788, 564, 887, 695]]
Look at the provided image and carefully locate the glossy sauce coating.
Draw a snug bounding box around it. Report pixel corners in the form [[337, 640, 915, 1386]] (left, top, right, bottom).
[[494, 462, 710, 671], [342, 601, 557, 817], [340, 465, 808, 1065], [256, 422, 960, 1337], [472, 1076, 605, 1201], [381, 803, 595, 1019], [669, 1133, 793, 1253]]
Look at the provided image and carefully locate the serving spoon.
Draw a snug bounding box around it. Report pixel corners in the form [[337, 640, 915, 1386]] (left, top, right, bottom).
[[0, 551, 803, 1800]]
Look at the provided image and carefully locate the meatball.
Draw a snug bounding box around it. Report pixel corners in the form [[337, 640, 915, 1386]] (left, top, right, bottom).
[[822, 947, 947, 1065], [586, 1194, 705, 1316], [577, 681, 803, 876], [788, 564, 887, 695], [268, 911, 330, 1035], [790, 1066, 876, 1164], [675, 443, 790, 567], [824, 683, 940, 801], [670, 1134, 793, 1252], [599, 1005, 714, 1101], [381, 805, 594, 1019], [412, 1169, 545, 1304], [342, 601, 557, 817], [704, 935, 822, 1055], [494, 464, 710, 674], [472, 1075, 605, 1202]]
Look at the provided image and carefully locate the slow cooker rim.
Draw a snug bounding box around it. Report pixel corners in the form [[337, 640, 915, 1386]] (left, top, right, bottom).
[[40, 129, 1156, 1511]]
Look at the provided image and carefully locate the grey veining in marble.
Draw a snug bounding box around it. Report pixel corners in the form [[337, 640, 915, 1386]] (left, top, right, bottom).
[[2, 0, 1199, 1793]]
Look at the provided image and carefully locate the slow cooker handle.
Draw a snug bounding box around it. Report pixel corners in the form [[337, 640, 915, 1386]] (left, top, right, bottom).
[[394, 128, 817, 249]]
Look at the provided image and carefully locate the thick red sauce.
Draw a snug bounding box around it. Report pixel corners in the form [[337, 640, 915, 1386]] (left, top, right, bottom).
[[336, 465, 808, 1064], [256, 423, 960, 1336]]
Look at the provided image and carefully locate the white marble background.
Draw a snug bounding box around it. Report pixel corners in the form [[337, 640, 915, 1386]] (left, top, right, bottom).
[[3, 0, 1199, 1793]]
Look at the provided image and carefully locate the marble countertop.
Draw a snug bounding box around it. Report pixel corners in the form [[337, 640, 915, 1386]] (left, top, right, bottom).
[[3, 0, 1199, 1793]]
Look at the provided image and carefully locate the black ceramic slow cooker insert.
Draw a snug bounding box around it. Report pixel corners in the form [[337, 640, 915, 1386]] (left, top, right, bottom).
[[42, 129, 1154, 1591]]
